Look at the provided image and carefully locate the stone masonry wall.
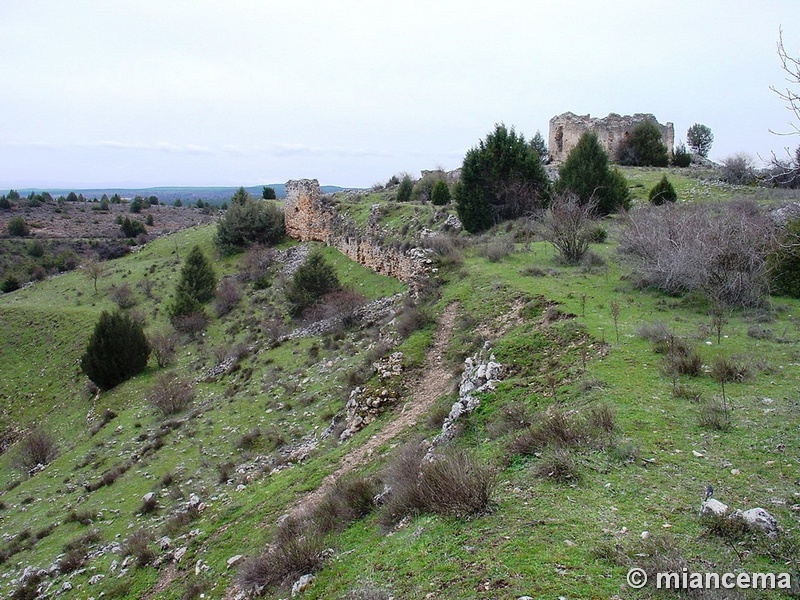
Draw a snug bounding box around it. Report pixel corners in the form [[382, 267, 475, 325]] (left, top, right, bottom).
[[284, 179, 429, 288], [548, 112, 674, 163]]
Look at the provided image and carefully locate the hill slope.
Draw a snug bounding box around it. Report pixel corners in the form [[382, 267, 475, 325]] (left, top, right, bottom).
[[1, 171, 799, 599]]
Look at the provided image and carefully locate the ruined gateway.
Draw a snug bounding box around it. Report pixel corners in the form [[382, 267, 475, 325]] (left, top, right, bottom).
[[548, 112, 674, 163]]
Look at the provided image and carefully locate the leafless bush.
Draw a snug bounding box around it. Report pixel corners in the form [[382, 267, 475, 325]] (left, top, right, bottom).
[[214, 277, 241, 317], [423, 234, 463, 267], [661, 343, 703, 377], [720, 153, 757, 185], [709, 354, 753, 383], [534, 447, 580, 483], [309, 475, 379, 534], [58, 549, 86, 574], [635, 321, 672, 344], [417, 449, 496, 517], [13, 429, 58, 474], [148, 331, 178, 368], [481, 237, 514, 262], [237, 532, 325, 593], [123, 529, 156, 567], [378, 442, 427, 527], [747, 325, 774, 340], [302, 289, 367, 325], [340, 586, 392, 600], [619, 202, 773, 307], [697, 399, 732, 431], [262, 317, 288, 344], [108, 282, 137, 309], [172, 311, 210, 336], [395, 302, 435, 338], [147, 373, 194, 417], [537, 193, 598, 264], [136, 276, 154, 299], [240, 244, 275, 287], [378, 442, 495, 525]]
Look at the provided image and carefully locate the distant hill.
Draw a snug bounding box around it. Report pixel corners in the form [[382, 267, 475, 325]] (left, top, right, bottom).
[[14, 184, 355, 205]]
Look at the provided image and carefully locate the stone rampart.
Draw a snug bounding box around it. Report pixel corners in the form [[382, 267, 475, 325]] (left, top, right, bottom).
[[284, 179, 429, 288]]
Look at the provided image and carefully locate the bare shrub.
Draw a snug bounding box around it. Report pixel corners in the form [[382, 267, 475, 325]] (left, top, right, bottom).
[[302, 289, 367, 325], [172, 311, 210, 336], [309, 475, 379, 534], [58, 549, 86, 574], [395, 302, 435, 338], [217, 460, 235, 484], [239, 244, 275, 287], [424, 234, 463, 267], [417, 449, 496, 517], [262, 317, 288, 344], [237, 532, 325, 594], [481, 237, 514, 262], [487, 401, 535, 438], [720, 153, 757, 185], [13, 429, 58, 474], [108, 282, 137, 309], [378, 442, 427, 527], [618, 202, 772, 307], [697, 399, 732, 431], [537, 193, 598, 264], [635, 321, 672, 344], [379, 442, 495, 525], [214, 277, 241, 317], [147, 373, 194, 417], [123, 529, 155, 567], [534, 447, 580, 483], [340, 587, 392, 600], [235, 428, 262, 451], [161, 506, 200, 537], [136, 276, 154, 299], [65, 509, 99, 525], [661, 346, 703, 377], [148, 331, 178, 368], [747, 325, 774, 340], [138, 494, 158, 515], [709, 355, 752, 383]]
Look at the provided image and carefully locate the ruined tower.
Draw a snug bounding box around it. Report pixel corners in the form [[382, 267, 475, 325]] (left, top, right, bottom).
[[548, 112, 674, 163]]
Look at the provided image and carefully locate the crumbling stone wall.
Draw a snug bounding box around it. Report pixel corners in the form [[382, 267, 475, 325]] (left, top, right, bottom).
[[284, 179, 429, 288], [548, 112, 674, 163]]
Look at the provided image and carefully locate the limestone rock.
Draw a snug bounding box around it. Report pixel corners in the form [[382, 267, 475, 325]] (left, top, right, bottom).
[[699, 498, 729, 517], [736, 507, 778, 537], [291, 573, 315, 597], [227, 554, 244, 569]]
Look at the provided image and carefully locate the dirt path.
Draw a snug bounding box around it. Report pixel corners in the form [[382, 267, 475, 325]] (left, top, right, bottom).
[[288, 302, 459, 516]]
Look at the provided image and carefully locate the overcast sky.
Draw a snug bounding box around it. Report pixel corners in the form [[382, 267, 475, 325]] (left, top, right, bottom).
[[1, 1, 799, 189]]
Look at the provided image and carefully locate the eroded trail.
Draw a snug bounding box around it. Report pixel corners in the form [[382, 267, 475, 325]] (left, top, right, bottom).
[[288, 302, 459, 516]]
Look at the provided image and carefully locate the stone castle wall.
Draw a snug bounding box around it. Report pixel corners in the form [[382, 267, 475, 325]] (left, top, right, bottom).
[[548, 112, 674, 163], [284, 179, 428, 288]]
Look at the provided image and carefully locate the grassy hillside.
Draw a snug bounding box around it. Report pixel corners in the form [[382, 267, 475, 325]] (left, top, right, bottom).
[[0, 171, 799, 599]]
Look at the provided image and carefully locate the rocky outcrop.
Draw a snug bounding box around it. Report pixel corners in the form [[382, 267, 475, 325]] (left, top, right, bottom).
[[339, 352, 405, 440], [284, 179, 430, 292], [548, 112, 674, 163], [431, 343, 505, 448]]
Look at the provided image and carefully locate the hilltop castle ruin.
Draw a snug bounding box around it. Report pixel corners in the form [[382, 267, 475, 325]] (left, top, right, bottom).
[[548, 112, 674, 163]]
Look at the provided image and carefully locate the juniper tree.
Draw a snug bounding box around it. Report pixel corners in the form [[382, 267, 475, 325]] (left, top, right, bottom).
[[555, 131, 629, 216], [81, 311, 151, 390], [455, 124, 550, 233], [648, 175, 678, 205], [285, 251, 340, 317], [430, 179, 451, 206]]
